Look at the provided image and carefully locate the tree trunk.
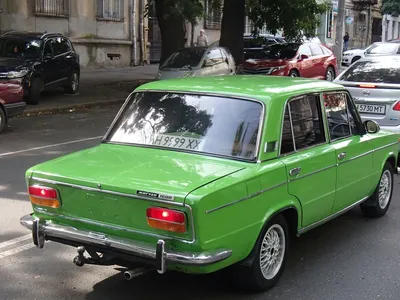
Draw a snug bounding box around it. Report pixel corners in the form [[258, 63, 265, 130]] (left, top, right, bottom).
[[155, 0, 187, 65], [219, 0, 246, 65]]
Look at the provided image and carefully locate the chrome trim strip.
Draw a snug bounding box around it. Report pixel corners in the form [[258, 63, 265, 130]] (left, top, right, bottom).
[[20, 214, 231, 266], [205, 181, 286, 214], [31, 177, 184, 207], [288, 164, 336, 182], [30, 177, 196, 243], [102, 89, 266, 164], [297, 195, 370, 235]]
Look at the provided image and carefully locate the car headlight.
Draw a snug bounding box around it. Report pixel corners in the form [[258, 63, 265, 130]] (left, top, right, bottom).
[[7, 69, 29, 79]]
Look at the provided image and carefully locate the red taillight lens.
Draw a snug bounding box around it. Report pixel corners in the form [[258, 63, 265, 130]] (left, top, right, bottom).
[[393, 101, 400, 111], [28, 186, 60, 208], [146, 207, 186, 233]]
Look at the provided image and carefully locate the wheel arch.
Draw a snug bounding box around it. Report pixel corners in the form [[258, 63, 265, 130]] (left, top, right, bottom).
[[289, 68, 300, 76], [0, 101, 8, 124]]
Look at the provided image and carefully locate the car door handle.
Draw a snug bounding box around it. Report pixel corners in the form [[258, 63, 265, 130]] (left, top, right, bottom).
[[289, 167, 301, 177], [338, 152, 347, 160]]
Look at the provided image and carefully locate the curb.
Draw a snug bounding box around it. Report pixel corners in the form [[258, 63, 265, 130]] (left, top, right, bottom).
[[18, 98, 125, 118]]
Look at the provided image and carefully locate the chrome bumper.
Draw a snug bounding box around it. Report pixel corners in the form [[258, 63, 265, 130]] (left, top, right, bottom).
[[20, 214, 232, 273]]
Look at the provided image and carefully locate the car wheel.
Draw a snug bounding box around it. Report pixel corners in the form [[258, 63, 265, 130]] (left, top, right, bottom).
[[233, 214, 289, 292], [64, 71, 79, 94], [360, 162, 394, 218], [351, 56, 361, 64], [289, 70, 299, 77], [26, 77, 43, 105], [0, 107, 6, 133], [325, 67, 335, 81]]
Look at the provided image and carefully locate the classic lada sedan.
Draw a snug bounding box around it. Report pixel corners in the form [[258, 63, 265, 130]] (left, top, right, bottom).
[[20, 76, 399, 292]]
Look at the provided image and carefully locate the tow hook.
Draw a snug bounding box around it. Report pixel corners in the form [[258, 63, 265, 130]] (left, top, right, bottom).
[[73, 246, 86, 267]]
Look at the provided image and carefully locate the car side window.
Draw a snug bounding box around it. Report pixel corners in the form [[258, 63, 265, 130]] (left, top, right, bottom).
[[323, 92, 357, 140], [43, 40, 53, 57], [299, 44, 312, 57], [280, 94, 326, 155], [310, 44, 323, 56], [52, 37, 70, 56]]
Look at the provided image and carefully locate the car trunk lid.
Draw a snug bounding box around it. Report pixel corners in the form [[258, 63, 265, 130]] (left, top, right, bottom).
[[337, 81, 400, 126], [28, 144, 245, 240]]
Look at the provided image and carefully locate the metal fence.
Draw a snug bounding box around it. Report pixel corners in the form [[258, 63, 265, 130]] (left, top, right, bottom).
[[34, 0, 69, 17]]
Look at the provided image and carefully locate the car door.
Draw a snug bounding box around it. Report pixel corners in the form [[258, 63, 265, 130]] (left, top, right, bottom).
[[309, 43, 325, 79], [279, 93, 337, 227], [297, 44, 315, 78], [322, 91, 375, 211], [52, 37, 70, 82], [41, 39, 59, 85]]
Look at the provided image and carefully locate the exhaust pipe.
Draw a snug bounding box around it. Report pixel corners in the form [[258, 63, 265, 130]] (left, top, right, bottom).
[[123, 267, 152, 280]]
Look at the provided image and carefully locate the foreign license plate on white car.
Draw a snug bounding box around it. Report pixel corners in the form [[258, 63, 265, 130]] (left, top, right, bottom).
[[356, 104, 386, 115]]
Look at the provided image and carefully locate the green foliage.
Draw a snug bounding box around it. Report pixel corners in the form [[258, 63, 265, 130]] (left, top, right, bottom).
[[246, 0, 330, 41], [145, 0, 204, 24], [381, 0, 400, 17]]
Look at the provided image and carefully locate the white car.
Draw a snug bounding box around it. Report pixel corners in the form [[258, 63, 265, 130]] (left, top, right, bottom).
[[342, 42, 381, 66], [155, 46, 236, 80]]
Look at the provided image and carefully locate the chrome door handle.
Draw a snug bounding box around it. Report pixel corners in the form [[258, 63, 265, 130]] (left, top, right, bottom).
[[289, 167, 301, 177], [338, 152, 347, 160]]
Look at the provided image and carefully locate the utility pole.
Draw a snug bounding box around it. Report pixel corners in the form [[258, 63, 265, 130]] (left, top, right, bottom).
[[334, 0, 346, 63]]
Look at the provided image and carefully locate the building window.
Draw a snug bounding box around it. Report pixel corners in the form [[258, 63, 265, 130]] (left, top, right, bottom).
[[204, 0, 222, 30], [97, 0, 125, 21], [34, 0, 69, 18]]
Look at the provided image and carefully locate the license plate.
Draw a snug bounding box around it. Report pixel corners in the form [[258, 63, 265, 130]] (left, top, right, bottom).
[[152, 134, 203, 150], [356, 104, 386, 115]]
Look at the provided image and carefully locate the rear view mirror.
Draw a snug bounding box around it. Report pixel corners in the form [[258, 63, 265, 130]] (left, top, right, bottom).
[[364, 120, 380, 134]]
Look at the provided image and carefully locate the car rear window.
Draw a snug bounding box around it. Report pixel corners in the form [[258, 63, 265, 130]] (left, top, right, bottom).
[[338, 60, 400, 84], [105, 92, 263, 161]]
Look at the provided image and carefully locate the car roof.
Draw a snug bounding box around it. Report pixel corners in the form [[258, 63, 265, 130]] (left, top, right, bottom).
[[136, 76, 344, 104], [0, 31, 65, 40]]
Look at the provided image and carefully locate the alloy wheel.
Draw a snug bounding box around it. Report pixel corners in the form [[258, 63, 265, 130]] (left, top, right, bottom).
[[378, 169, 392, 209]]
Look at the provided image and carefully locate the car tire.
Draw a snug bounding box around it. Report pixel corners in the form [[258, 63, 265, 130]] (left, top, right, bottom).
[[351, 56, 361, 64], [288, 70, 299, 77], [233, 214, 289, 292], [64, 71, 79, 94], [360, 162, 394, 218], [0, 107, 6, 133], [325, 67, 335, 81], [26, 77, 43, 105]]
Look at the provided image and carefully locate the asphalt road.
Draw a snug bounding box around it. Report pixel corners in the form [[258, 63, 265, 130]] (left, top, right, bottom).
[[1, 106, 400, 300]]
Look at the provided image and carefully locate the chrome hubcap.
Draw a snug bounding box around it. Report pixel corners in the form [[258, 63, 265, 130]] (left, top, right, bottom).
[[378, 170, 392, 209], [326, 69, 334, 81], [290, 72, 297, 77], [71, 73, 79, 91], [260, 224, 285, 280]]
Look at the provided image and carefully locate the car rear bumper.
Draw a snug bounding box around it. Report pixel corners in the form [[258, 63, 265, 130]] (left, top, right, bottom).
[[20, 214, 232, 273]]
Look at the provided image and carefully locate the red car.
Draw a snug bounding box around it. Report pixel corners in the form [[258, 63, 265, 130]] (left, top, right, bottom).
[[0, 78, 25, 133], [237, 42, 338, 81]]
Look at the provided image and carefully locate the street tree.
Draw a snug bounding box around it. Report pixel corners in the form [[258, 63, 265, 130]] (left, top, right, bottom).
[[149, 0, 329, 65], [381, 0, 400, 16]]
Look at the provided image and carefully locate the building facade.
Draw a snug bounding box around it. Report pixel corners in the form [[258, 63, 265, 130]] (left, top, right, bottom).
[[318, 0, 383, 49], [382, 14, 400, 41], [0, 0, 150, 68]]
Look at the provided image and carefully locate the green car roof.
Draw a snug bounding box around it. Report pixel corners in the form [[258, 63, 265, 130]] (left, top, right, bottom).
[[136, 75, 345, 103]]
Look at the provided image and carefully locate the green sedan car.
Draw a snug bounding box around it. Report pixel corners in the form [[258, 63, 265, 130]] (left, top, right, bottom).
[[20, 76, 399, 292]]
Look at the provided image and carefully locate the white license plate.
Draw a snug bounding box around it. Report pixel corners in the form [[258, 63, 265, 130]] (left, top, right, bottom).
[[356, 104, 386, 115], [152, 134, 203, 150]]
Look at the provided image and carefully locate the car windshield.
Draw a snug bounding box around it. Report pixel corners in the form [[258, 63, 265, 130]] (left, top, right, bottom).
[[161, 48, 206, 70], [0, 38, 42, 58], [252, 44, 299, 59], [105, 92, 263, 161], [338, 60, 400, 84], [244, 37, 268, 48], [366, 43, 399, 54]]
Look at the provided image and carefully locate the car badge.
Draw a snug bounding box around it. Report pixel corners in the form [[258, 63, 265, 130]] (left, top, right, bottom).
[[363, 89, 370, 96]]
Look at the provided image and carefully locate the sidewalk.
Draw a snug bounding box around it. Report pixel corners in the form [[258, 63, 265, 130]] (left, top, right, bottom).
[[21, 64, 159, 116]]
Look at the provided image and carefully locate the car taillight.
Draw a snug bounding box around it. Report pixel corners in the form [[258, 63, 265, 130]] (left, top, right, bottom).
[[146, 207, 186, 233], [393, 101, 400, 111], [28, 185, 60, 208]]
